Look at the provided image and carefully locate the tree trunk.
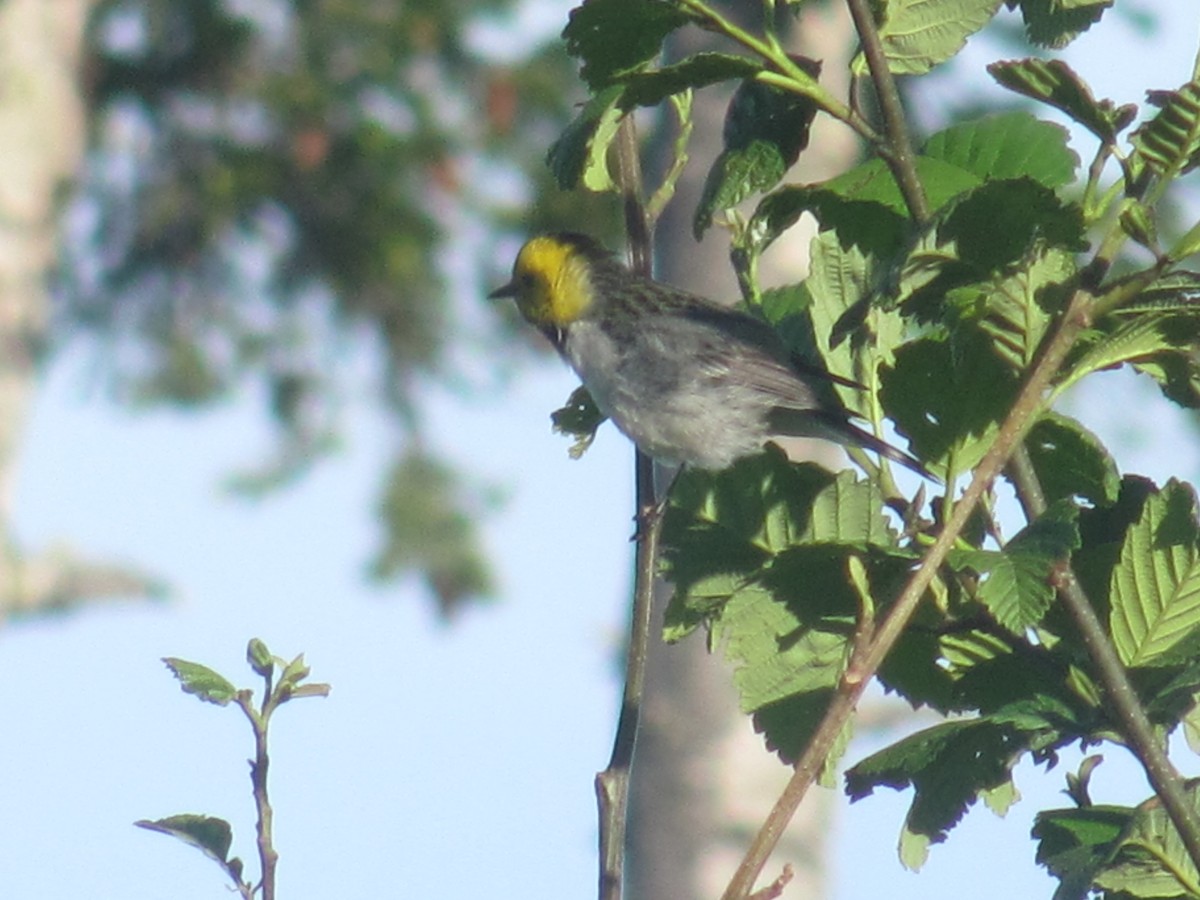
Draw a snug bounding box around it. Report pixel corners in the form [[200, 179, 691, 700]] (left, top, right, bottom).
[[0, 0, 160, 619], [626, 6, 859, 898]]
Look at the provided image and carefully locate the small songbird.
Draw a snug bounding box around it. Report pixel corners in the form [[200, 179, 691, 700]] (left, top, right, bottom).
[[491, 232, 928, 477]]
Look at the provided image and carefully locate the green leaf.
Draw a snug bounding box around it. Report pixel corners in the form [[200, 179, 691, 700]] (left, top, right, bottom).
[[1131, 81, 1200, 178], [1012, 0, 1114, 49], [1033, 806, 1132, 898], [246, 638, 274, 678], [748, 157, 980, 256], [1057, 312, 1200, 400], [1094, 784, 1200, 897], [845, 718, 1025, 864], [562, 0, 695, 90], [923, 111, 1079, 188], [804, 232, 908, 415], [694, 61, 821, 237], [851, 0, 1003, 76], [550, 385, 606, 458], [547, 85, 623, 192], [136, 814, 234, 865], [1118, 271, 1200, 313], [951, 500, 1080, 633], [616, 52, 760, 108], [988, 58, 1136, 144], [162, 658, 238, 706], [1110, 479, 1200, 668], [946, 245, 1073, 372], [1025, 412, 1121, 507], [661, 453, 908, 762], [661, 452, 833, 639], [884, 330, 1020, 472]]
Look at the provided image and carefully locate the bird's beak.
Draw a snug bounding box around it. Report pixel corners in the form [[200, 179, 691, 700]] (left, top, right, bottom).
[[488, 282, 516, 300]]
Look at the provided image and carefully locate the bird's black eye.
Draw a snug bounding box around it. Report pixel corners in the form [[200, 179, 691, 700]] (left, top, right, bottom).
[[519, 272, 536, 287]]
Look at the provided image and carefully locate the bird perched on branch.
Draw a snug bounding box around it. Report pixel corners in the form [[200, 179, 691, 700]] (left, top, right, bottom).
[[491, 232, 928, 478]]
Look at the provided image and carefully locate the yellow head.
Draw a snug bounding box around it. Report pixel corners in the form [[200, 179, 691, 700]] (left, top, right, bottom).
[[489, 234, 601, 327]]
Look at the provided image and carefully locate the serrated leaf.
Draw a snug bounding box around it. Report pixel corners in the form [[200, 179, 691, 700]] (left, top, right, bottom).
[[719, 582, 853, 764], [952, 500, 1079, 633], [1033, 805, 1132, 898], [1132, 80, 1200, 178], [845, 718, 1026, 862], [136, 814, 234, 864], [988, 58, 1135, 143], [1025, 412, 1121, 506], [923, 111, 1079, 188], [1110, 480, 1200, 668], [162, 658, 238, 706], [562, 0, 694, 89], [615, 52, 760, 108], [547, 85, 623, 192], [804, 231, 908, 414], [1117, 271, 1200, 313], [1093, 783, 1200, 897], [884, 330, 1020, 472], [1014, 0, 1113, 49], [747, 157, 980, 257], [1057, 312, 1200, 398], [694, 64, 821, 237], [947, 245, 1073, 372], [851, 0, 1002, 76]]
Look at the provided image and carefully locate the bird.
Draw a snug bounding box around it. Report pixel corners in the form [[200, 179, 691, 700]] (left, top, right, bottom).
[[490, 232, 929, 479]]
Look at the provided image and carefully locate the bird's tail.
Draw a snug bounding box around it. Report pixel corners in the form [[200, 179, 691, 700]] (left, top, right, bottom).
[[771, 408, 933, 480]]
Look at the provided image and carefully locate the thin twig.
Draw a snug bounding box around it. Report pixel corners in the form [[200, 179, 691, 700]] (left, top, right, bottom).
[[1007, 446, 1200, 874], [237, 677, 279, 900], [844, 0, 929, 224], [595, 113, 659, 900]]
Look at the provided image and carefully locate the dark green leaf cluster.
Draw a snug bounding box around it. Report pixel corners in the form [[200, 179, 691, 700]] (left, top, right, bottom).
[[551, 0, 1200, 893]]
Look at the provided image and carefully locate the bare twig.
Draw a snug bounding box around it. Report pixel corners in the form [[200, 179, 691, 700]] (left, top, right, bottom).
[[844, 0, 929, 223], [595, 113, 661, 900]]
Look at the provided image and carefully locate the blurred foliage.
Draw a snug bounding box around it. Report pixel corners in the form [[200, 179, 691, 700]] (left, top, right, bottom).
[[57, 0, 615, 615]]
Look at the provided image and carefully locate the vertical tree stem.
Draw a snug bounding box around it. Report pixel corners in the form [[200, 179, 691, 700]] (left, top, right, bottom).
[[1007, 448, 1200, 874], [595, 113, 659, 900]]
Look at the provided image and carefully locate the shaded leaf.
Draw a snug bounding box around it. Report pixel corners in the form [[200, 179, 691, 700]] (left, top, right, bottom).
[[547, 85, 624, 191], [136, 814, 234, 865], [1033, 805, 1132, 899], [950, 500, 1080, 633], [616, 52, 760, 108], [1025, 412, 1121, 507], [694, 59, 821, 237], [1132, 80, 1200, 177], [562, 0, 695, 90], [1011, 0, 1114, 48], [988, 58, 1136, 144], [845, 718, 1025, 866]]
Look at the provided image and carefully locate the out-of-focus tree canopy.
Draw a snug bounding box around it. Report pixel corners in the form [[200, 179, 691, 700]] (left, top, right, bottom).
[[56, 0, 616, 615]]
